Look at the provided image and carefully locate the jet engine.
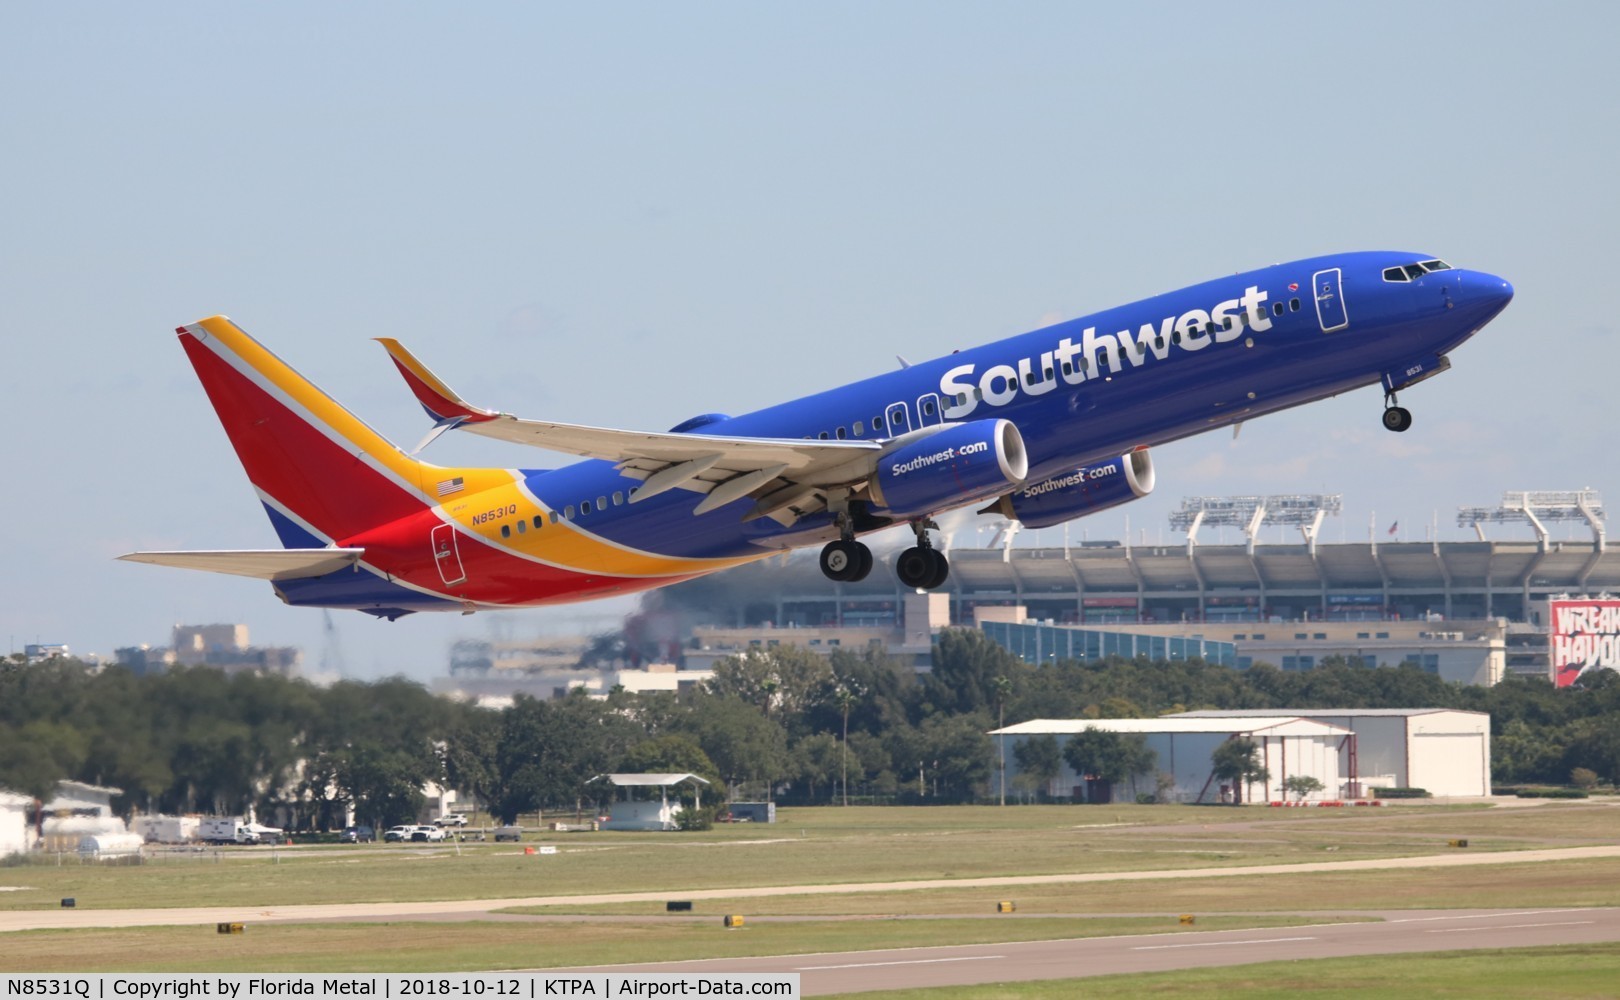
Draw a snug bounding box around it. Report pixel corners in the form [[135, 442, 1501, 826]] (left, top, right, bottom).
[[980, 448, 1155, 528], [868, 419, 1028, 519]]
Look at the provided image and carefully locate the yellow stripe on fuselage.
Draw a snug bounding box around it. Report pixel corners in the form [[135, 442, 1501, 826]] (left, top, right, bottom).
[[440, 480, 763, 578]]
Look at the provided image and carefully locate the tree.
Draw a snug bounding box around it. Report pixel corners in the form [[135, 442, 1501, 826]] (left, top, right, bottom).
[[1283, 774, 1325, 801], [834, 684, 858, 806], [1210, 737, 1270, 804], [1012, 735, 1062, 801], [1061, 727, 1156, 802], [993, 675, 1012, 806]]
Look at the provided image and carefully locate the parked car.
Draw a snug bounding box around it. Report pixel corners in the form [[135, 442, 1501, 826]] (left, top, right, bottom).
[[493, 825, 523, 842], [383, 825, 415, 843], [434, 814, 469, 828], [341, 826, 375, 843], [410, 825, 446, 842]]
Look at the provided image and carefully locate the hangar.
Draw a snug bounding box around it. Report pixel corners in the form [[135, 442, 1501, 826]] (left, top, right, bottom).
[[1171, 709, 1492, 797], [0, 791, 34, 857], [990, 716, 1351, 805]]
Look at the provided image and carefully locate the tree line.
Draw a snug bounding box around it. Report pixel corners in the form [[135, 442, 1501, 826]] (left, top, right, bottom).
[[3, 631, 1616, 829]]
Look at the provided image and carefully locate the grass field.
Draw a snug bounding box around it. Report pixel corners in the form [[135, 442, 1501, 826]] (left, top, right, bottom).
[[1, 800, 1617, 993], [835, 943, 1620, 998], [3, 801, 1615, 913], [0, 915, 1328, 972]]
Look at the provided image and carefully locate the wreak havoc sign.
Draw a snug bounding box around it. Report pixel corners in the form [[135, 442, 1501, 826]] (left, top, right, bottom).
[[1551, 599, 1620, 688]]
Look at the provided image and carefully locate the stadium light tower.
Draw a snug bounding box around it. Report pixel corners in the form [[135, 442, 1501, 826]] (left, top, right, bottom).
[[1457, 490, 1606, 547], [1170, 494, 1342, 554]]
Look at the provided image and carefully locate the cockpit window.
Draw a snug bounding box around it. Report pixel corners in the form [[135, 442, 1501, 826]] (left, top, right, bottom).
[[1383, 259, 1453, 283]]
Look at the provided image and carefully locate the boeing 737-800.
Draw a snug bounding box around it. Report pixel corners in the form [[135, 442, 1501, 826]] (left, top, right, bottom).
[[121, 252, 1512, 620]]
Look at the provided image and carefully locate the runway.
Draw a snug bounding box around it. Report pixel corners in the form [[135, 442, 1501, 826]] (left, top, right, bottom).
[[557, 907, 1620, 995], [4, 844, 1619, 933], [4, 846, 1618, 992]]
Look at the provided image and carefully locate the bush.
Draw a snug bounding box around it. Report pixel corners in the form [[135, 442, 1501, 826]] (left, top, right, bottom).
[[675, 802, 723, 831], [1370, 787, 1430, 798], [1512, 788, 1588, 799]]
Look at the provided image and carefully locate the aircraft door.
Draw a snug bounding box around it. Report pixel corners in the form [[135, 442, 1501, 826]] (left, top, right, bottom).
[[1313, 268, 1349, 332], [884, 402, 911, 436], [916, 393, 943, 427], [431, 523, 467, 586]]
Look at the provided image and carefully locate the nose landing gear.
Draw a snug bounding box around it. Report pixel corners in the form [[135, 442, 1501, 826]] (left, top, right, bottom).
[[1382, 391, 1412, 433]]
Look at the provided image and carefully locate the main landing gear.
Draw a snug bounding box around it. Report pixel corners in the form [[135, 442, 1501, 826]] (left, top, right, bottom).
[[1382, 391, 1413, 433], [819, 537, 873, 583], [817, 517, 950, 590], [895, 519, 949, 590]]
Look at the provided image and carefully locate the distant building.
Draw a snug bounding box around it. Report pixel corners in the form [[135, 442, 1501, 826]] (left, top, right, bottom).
[[1171, 709, 1492, 797], [23, 643, 69, 662], [114, 624, 299, 677], [0, 791, 34, 856], [992, 717, 1351, 804], [39, 780, 127, 853]]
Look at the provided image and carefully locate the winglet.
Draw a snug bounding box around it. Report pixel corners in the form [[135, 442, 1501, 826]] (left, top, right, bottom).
[[374, 338, 501, 425]]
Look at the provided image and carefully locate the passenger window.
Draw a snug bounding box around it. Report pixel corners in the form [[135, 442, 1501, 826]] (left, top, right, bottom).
[[549, 511, 560, 524], [1272, 302, 1284, 316], [853, 421, 864, 436], [835, 427, 846, 439], [1061, 360, 1073, 376], [565, 505, 575, 519], [533, 515, 543, 528], [597, 495, 607, 510], [612, 491, 623, 506], [581, 501, 593, 515], [516, 520, 526, 534], [501, 525, 511, 538], [873, 415, 884, 430], [818, 431, 829, 440], [922, 400, 935, 415], [1290, 298, 1301, 311]]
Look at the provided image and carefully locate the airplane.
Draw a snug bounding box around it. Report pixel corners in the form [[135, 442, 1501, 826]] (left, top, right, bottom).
[[121, 252, 1513, 620]]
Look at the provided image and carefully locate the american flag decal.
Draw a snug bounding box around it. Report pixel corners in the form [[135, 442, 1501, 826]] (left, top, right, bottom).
[[436, 477, 464, 497]]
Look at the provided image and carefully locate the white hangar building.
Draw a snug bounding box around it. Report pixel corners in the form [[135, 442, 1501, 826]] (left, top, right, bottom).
[[1171, 709, 1492, 797], [991, 716, 1352, 805], [0, 791, 35, 857]]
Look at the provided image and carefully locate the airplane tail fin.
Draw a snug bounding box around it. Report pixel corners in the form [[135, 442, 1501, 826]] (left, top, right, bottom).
[[175, 316, 451, 547]]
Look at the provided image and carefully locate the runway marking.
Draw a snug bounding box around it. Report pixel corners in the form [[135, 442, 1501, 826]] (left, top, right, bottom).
[[796, 955, 1004, 971], [1132, 936, 1316, 951], [1390, 908, 1597, 924], [1427, 921, 1596, 934]]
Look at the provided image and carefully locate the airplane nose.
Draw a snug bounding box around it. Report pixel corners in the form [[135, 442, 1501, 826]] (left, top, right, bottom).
[[1457, 270, 1513, 320]]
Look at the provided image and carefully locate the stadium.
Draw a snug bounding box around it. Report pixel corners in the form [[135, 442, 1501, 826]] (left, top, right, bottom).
[[660, 491, 1616, 687]]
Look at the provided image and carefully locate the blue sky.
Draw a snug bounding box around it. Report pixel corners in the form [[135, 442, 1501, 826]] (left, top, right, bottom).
[[3, 4, 1615, 677]]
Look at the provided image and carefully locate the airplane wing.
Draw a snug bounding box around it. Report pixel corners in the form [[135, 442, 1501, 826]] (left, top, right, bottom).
[[117, 549, 366, 581], [376, 339, 886, 522]]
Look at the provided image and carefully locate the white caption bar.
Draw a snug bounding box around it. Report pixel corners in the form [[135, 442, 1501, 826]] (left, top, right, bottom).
[[0, 975, 799, 1000]]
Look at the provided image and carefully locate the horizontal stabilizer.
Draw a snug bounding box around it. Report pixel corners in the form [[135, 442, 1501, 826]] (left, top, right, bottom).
[[118, 548, 365, 581]]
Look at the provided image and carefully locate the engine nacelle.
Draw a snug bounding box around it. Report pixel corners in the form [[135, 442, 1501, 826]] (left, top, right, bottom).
[[869, 419, 1029, 519], [982, 449, 1155, 528]]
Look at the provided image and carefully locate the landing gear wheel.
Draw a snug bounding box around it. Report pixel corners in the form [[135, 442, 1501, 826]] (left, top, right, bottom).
[[923, 548, 950, 589], [851, 542, 874, 582], [820, 540, 872, 582], [1382, 406, 1412, 433], [896, 546, 936, 589]]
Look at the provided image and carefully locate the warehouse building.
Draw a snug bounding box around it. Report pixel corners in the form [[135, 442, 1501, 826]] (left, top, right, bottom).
[[1171, 709, 1492, 797], [990, 716, 1351, 805]]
